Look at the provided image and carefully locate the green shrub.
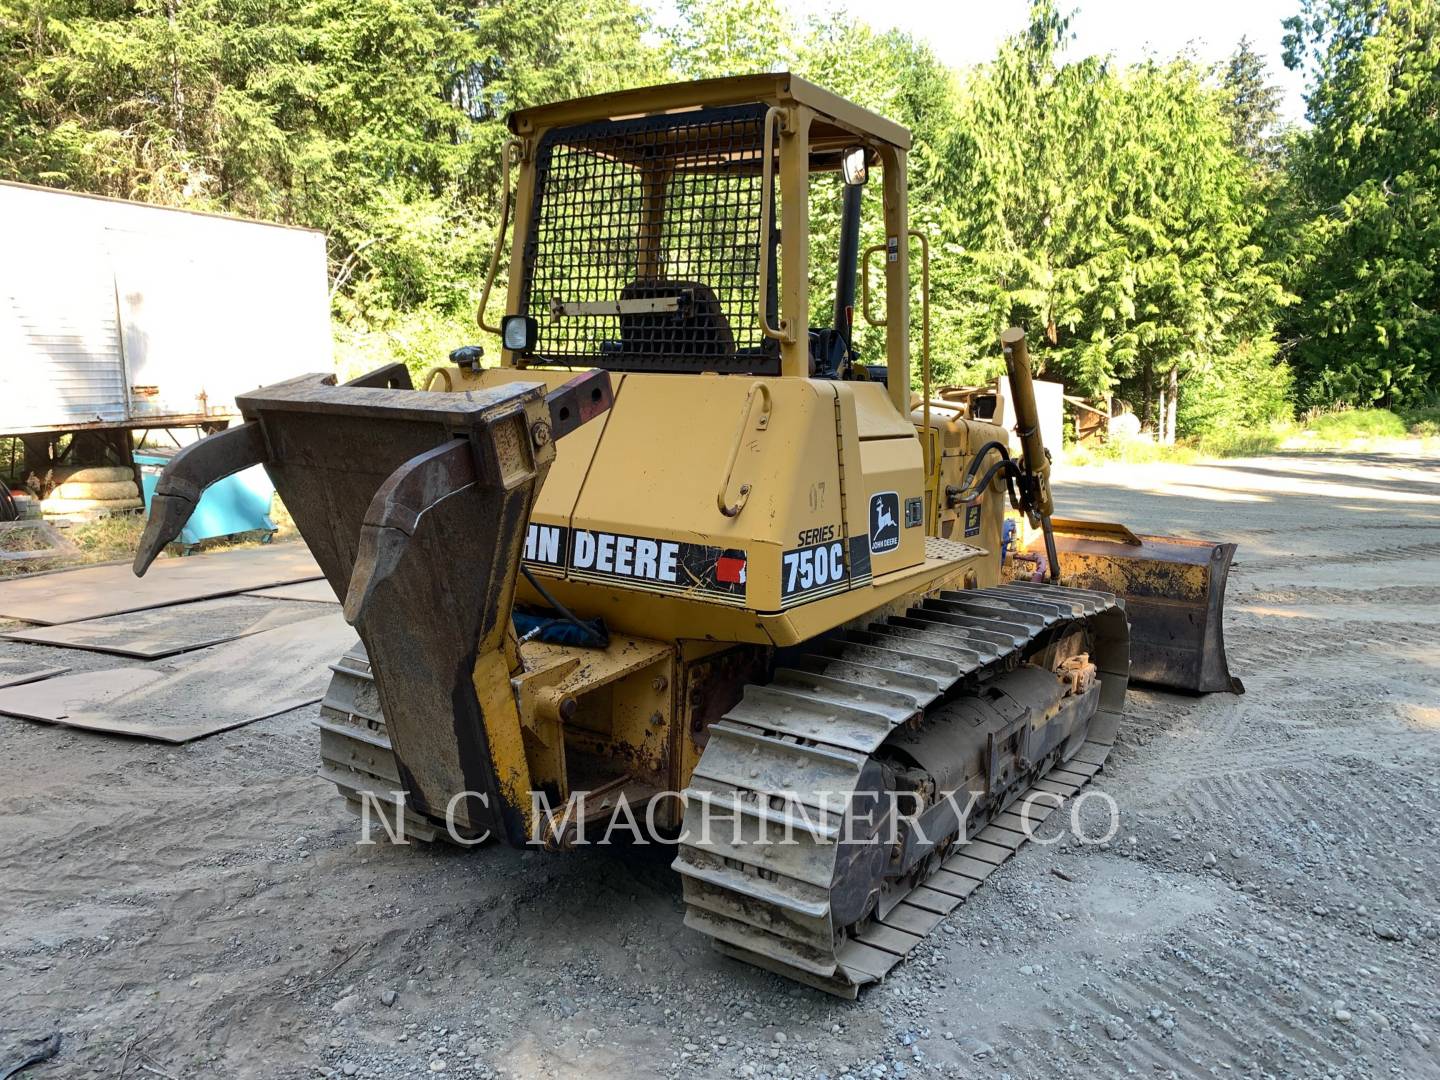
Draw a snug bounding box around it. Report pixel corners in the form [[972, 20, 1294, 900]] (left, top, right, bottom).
[[1064, 436, 1198, 466], [1191, 427, 1284, 457], [1177, 340, 1293, 438], [1303, 409, 1409, 441], [1067, 423, 1284, 465], [1399, 405, 1440, 437], [333, 308, 489, 382]]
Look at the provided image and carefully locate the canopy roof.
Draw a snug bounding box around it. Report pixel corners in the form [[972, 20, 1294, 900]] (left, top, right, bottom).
[[507, 72, 912, 153]]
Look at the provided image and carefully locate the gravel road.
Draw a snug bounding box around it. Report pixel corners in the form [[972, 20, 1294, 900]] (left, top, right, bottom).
[[0, 449, 1436, 1080]]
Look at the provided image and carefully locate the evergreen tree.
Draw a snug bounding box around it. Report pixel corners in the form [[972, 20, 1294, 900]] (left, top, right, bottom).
[[1279, 0, 1440, 407], [1222, 36, 1285, 169], [3, 0, 1396, 433], [935, 2, 1286, 436], [663, 0, 792, 79]]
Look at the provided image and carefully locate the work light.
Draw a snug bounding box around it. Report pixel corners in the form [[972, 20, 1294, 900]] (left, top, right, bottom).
[[501, 314, 537, 354]]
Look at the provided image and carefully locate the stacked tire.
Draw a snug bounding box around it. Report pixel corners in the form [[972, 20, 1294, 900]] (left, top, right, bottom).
[[40, 466, 144, 516]]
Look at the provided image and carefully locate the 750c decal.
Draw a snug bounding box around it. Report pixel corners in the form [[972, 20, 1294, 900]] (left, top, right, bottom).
[[781, 540, 849, 603]]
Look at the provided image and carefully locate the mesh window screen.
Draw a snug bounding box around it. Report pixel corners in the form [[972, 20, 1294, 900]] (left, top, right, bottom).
[[520, 104, 779, 375]]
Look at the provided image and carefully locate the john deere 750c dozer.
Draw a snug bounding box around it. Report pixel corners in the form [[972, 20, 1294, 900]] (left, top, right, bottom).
[[135, 74, 1240, 997]]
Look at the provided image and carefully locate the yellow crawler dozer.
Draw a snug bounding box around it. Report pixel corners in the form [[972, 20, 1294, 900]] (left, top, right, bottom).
[[136, 74, 1240, 997]]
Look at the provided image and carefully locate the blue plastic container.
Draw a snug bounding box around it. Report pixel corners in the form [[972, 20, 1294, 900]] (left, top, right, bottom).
[[136, 452, 276, 548]]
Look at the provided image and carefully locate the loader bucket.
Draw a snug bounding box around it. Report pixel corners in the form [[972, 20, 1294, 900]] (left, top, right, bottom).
[[133, 363, 613, 843], [1020, 518, 1244, 695]]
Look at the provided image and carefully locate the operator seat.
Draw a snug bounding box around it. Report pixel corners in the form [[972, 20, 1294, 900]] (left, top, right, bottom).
[[617, 279, 735, 357]]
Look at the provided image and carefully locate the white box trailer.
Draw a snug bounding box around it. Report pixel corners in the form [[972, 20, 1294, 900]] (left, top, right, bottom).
[[0, 181, 331, 444]]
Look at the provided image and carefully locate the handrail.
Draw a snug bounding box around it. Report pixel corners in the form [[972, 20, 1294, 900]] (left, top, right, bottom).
[[477, 139, 523, 336], [756, 108, 794, 344], [859, 242, 887, 327], [716, 382, 773, 517], [909, 229, 932, 478]]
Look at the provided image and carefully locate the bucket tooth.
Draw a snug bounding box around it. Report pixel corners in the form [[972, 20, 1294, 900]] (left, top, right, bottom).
[[344, 440, 478, 624]]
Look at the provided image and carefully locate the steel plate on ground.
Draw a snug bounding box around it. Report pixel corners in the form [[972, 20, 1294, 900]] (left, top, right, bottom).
[[244, 580, 339, 605], [0, 543, 322, 625], [0, 614, 354, 742], [1, 595, 335, 659], [0, 658, 69, 689]]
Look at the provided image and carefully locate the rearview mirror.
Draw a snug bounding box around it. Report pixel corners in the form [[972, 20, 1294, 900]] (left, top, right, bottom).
[[842, 146, 868, 186]]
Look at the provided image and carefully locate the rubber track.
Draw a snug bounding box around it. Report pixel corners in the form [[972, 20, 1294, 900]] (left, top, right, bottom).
[[673, 580, 1126, 998]]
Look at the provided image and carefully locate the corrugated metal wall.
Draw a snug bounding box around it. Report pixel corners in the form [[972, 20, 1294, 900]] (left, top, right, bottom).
[[1, 205, 127, 429], [0, 182, 331, 436]]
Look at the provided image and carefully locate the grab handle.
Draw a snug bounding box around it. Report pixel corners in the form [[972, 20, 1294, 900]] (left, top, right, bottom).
[[717, 382, 773, 517], [477, 140, 522, 335], [756, 109, 794, 344], [860, 242, 888, 327]]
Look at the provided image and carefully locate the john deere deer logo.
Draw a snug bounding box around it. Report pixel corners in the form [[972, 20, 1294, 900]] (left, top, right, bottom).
[[869, 492, 900, 554]]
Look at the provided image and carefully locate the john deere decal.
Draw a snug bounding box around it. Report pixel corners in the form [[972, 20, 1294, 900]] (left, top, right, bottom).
[[869, 491, 900, 554], [536, 527, 747, 605]]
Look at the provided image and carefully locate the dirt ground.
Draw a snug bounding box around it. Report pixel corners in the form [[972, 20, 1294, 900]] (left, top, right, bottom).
[[1, 449, 1436, 1080]]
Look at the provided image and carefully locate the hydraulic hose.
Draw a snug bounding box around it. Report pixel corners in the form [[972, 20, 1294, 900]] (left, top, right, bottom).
[[954, 455, 1021, 507], [963, 440, 1010, 479], [520, 565, 608, 648]]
